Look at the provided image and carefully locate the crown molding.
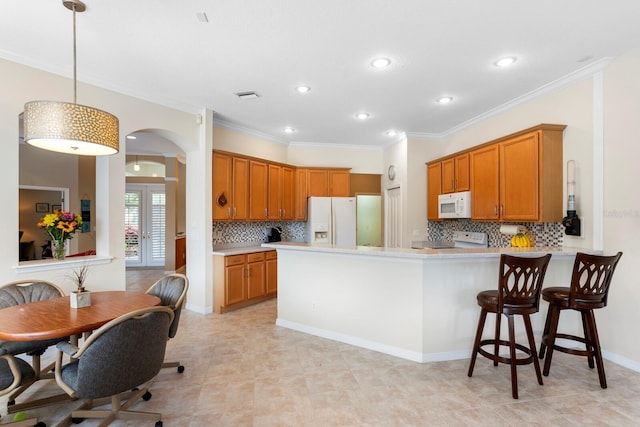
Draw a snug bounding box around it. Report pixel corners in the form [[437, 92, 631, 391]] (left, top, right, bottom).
[[440, 57, 613, 137], [213, 116, 290, 146]]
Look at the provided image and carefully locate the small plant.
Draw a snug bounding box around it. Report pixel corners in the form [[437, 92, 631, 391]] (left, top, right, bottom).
[[70, 264, 89, 292]]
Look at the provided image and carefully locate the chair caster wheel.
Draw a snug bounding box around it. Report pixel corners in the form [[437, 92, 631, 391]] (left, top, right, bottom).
[[71, 417, 84, 424], [143, 391, 152, 401], [35, 422, 46, 427], [155, 421, 163, 427], [8, 399, 15, 406], [177, 365, 184, 373]]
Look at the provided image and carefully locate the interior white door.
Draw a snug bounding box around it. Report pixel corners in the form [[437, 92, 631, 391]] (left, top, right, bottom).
[[125, 184, 166, 267], [385, 186, 402, 248]]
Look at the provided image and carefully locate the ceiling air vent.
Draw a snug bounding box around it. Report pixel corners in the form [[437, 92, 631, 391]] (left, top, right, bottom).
[[235, 91, 259, 100]]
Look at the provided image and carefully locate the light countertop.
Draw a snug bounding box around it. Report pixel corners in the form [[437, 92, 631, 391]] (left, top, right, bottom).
[[262, 241, 591, 260]]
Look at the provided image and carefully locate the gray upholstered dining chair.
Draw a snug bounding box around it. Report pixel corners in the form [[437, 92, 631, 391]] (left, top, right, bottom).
[[0, 354, 43, 427], [54, 306, 174, 427], [145, 273, 189, 373], [0, 280, 66, 402]]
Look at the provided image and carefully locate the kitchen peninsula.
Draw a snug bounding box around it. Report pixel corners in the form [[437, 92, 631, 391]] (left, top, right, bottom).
[[263, 242, 586, 363]]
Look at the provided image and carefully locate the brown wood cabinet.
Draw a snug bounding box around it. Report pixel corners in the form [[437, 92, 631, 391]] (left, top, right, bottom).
[[175, 237, 186, 270], [307, 169, 328, 197], [328, 169, 350, 196], [306, 168, 351, 197], [442, 153, 469, 193], [249, 160, 269, 220], [213, 152, 249, 220], [295, 168, 308, 220], [427, 162, 442, 220], [246, 252, 266, 299], [268, 165, 294, 220], [470, 144, 500, 219], [265, 250, 278, 295], [213, 150, 351, 222], [214, 250, 276, 313], [470, 125, 565, 222]]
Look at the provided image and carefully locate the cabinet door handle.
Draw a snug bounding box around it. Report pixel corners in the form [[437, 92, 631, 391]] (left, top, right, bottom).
[[264, 208, 268, 217], [233, 207, 237, 218], [500, 205, 504, 216], [494, 205, 498, 216], [454, 179, 458, 189], [227, 207, 231, 218]]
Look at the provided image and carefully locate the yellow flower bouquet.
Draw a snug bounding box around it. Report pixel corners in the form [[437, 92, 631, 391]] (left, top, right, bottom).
[[37, 209, 83, 260]]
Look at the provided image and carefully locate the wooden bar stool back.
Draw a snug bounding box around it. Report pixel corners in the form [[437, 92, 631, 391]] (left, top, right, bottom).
[[468, 253, 552, 399], [538, 251, 622, 389]]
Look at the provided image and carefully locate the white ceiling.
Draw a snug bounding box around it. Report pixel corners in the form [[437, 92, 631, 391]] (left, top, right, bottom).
[[2, 0, 640, 154]]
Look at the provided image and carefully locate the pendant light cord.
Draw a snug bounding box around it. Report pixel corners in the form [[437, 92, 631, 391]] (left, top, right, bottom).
[[72, 3, 77, 104]]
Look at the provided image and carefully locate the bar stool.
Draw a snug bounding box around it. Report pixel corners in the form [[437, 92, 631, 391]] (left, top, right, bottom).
[[468, 253, 552, 399], [538, 252, 622, 389]]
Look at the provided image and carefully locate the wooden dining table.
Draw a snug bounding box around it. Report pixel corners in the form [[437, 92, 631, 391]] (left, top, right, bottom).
[[0, 291, 161, 342]]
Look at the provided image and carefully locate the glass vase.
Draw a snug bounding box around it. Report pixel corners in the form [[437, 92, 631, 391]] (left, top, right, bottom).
[[51, 240, 67, 260]]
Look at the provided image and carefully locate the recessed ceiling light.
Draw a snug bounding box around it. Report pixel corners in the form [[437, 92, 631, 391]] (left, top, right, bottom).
[[370, 57, 391, 69], [355, 112, 370, 120], [386, 130, 397, 137], [283, 127, 295, 134], [126, 135, 137, 140], [436, 97, 453, 104], [494, 57, 517, 68], [296, 85, 311, 93]]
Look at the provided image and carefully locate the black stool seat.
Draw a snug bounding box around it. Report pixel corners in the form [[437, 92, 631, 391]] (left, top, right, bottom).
[[539, 252, 623, 389], [468, 254, 552, 399]]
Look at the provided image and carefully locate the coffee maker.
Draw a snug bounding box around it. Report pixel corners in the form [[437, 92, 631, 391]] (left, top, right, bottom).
[[267, 227, 282, 242]]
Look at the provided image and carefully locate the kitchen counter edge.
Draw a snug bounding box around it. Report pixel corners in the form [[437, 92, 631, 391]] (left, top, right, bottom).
[[261, 241, 596, 260], [212, 246, 276, 256]]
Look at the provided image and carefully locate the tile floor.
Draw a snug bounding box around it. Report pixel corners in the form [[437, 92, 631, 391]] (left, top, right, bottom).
[[9, 269, 640, 426]]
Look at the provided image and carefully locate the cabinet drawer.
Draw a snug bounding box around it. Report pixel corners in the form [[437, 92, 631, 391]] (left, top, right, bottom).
[[247, 252, 265, 263], [225, 254, 246, 267], [265, 250, 277, 260]]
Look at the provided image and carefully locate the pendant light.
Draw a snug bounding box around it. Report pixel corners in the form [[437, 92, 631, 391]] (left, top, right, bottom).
[[23, 0, 119, 156], [133, 156, 140, 172]]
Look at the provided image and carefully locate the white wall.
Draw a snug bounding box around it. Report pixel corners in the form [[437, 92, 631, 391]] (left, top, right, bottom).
[[288, 144, 382, 174], [600, 48, 640, 368], [1, 59, 207, 309]]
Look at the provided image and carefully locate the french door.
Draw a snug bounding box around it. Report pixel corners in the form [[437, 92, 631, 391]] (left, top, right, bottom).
[[125, 184, 166, 267]]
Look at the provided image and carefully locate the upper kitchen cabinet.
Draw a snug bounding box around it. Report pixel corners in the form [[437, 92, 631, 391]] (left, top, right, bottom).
[[213, 151, 249, 220], [295, 168, 308, 220], [441, 153, 470, 193], [328, 169, 351, 196], [249, 160, 269, 220], [306, 168, 351, 198], [470, 145, 500, 219], [268, 164, 294, 220], [307, 169, 328, 197], [470, 124, 565, 222], [426, 162, 442, 221]]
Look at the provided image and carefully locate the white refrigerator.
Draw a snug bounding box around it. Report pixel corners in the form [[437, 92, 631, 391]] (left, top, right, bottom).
[[307, 197, 356, 246]]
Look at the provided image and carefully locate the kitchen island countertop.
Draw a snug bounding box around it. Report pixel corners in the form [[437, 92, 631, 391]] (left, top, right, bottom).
[[262, 241, 589, 259]]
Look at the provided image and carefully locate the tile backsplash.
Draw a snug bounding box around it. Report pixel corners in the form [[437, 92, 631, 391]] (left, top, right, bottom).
[[213, 221, 306, 247], [213, 219, 564, 248], [426, 219, 564, 247]]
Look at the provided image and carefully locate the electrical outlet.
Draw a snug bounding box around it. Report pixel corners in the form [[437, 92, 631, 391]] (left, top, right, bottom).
[[312, 301, 317, 312]]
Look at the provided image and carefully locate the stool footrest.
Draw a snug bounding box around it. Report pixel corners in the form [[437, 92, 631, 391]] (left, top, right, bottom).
[[544, 333, 594, 358], [478, 339, 536, 366]]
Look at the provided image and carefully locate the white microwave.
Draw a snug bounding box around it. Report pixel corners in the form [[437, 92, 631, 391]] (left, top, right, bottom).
[[438, 191, 472, 219]]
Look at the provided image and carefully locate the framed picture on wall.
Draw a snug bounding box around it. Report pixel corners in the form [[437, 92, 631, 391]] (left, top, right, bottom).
[[35, 203, 49, 213], [52, 204, 61, 212]]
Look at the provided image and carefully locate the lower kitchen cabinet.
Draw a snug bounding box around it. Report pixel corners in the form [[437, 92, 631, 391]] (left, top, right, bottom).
[[265, 250, 278, 295], [213, 250, 277, 313]]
